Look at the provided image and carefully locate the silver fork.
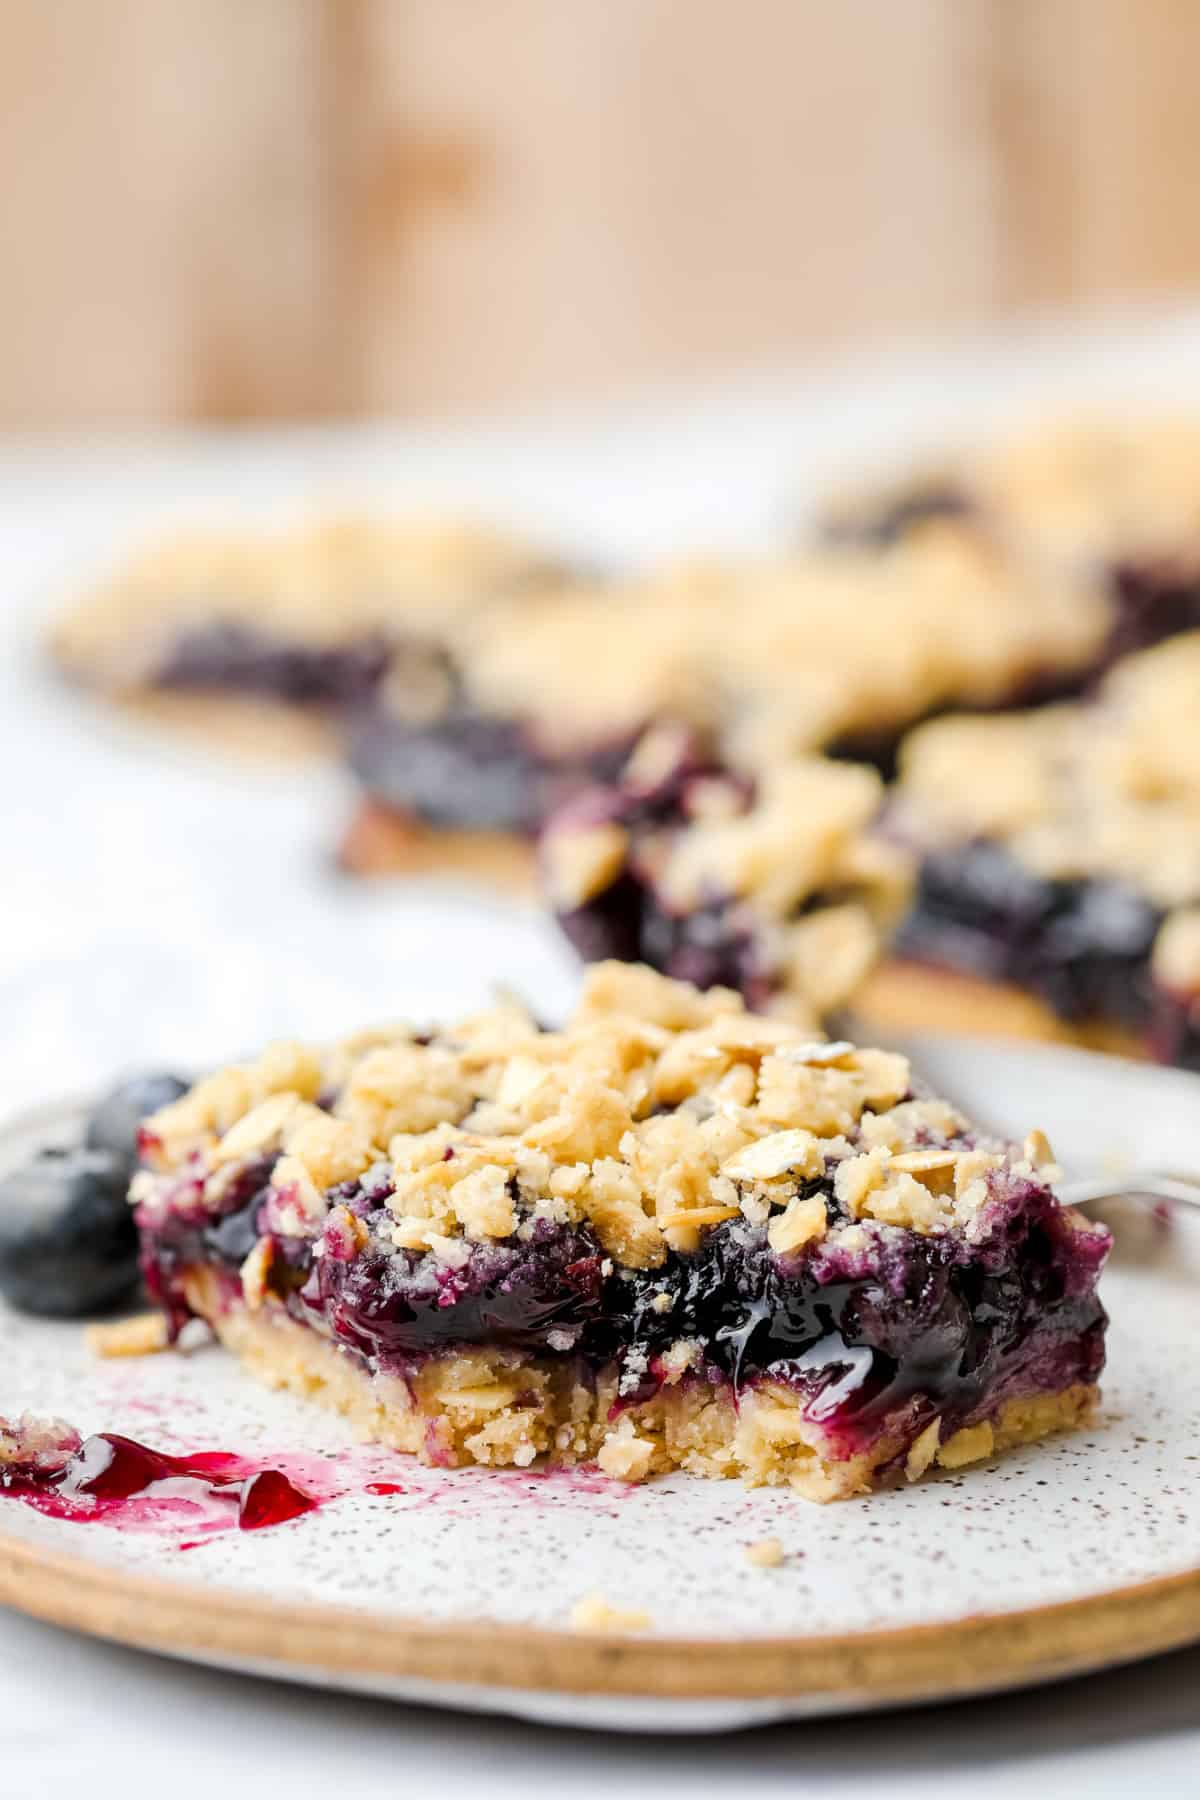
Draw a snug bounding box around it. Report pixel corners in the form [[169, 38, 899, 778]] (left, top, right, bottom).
[[1056, 1173, 1200, 1212]]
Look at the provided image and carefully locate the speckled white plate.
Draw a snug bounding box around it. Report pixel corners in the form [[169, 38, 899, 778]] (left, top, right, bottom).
[[2, 1038, 1200, 1733]]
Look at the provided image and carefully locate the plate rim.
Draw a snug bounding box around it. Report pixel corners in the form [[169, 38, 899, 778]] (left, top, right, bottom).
[[2, 1526, 1200, 1704]]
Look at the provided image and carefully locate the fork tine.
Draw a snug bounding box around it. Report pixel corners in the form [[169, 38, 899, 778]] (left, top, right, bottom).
[[1058, 1175, 1200, 1210]]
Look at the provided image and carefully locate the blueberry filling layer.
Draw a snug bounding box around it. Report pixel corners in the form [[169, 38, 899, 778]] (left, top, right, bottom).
[[896, 840, 1164, 1030], [559, 877, 773, 1013], [139, 1156, 1107, 1455], [346, 690, 632, 833], [548, 754, 780, 1008], [1106, 560, 1200, 667], [156, 622, 391, 706]]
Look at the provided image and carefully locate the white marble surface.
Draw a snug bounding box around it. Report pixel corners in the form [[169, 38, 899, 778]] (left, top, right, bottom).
[[6, 311, 1200, 1791]]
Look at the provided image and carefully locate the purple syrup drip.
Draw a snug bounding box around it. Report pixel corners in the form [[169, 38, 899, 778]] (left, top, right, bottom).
[[2, 1432, 316, 1532]]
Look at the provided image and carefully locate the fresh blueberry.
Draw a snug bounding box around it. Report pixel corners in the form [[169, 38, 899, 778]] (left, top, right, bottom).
[[85, 1072, 188, 1169], [0, 1145, 139, 1317]]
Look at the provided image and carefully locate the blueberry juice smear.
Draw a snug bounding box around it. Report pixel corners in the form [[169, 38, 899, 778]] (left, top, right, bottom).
[[1, 1432, 316, 1534]]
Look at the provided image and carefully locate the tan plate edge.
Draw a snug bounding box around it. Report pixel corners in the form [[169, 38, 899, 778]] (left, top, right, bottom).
[[2, 1528, 1199, 1703]]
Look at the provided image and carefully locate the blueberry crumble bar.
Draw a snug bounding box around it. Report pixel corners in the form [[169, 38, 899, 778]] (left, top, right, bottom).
[[345, 534, 1111, 868], [700, 535, 1112, 774], [131, 963, 1109, 1499], [340, 568, 717, 858], [52, 515, 564, 744], [541, 728, 911, 1017], [819, 417, 1200, 678], [866, 632, 1200, 1068], [976, 414, 1200, 581]]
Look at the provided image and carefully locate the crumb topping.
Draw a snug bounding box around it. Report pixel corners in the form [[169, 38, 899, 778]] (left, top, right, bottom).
[[543, 746, 913, 1018], [656, 759, 901, 920], [899, 632, 1200, 892], [832, 1140, 1003, 1235], [975, 414, 1200, 568], [134, 962, 1072, 1292], [455, 572, 721, 755], [744, 1536, 785, 1567], [60, 487, 1121, 766], [1153, 907, 1200, 997], [896, 630, 1200, 985], [569, 1591, 653, 1633], [711, 535, 1110, 768], [85, 1314, 171, 1359], [0, 1411, 82, 1476], [823, 414, 1200, 572], [52, 515, 564, 688]]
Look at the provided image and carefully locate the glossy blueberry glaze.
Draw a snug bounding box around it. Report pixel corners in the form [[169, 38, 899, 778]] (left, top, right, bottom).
[[606, 1178, 1107, 1449], [301, 1220, 609, 1360]]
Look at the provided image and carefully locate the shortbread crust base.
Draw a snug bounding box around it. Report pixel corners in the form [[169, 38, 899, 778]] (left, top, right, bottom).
[[182, 1271, 1097, 1504]]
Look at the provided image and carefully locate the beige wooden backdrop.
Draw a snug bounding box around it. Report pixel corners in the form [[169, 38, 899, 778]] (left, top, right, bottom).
[[3, 0, 1200, 427]]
